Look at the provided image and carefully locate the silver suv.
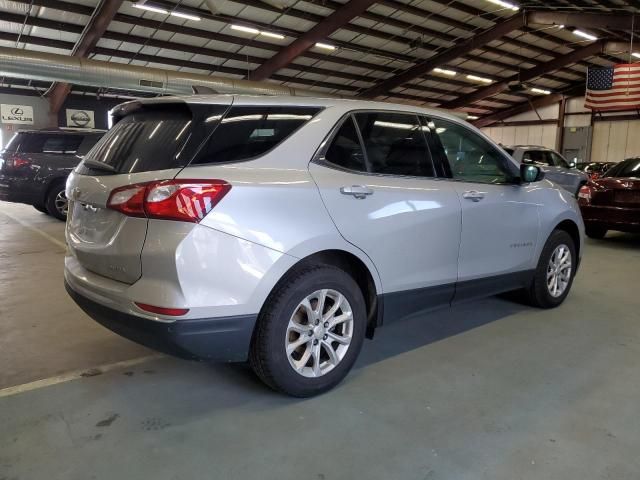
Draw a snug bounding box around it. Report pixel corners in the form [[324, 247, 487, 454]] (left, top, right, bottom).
[[65, 96, 584, 396], [503, 145, 588, 196]]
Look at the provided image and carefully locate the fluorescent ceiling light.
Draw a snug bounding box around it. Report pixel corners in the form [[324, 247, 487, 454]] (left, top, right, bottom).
[[260, 31, 285, 40], [466, 74, 492, 84], [486, 0, 519, 11], [231, 24, 260, 34], [170, 11, 201, 21], [632, 52, 640, 59], [466, 115, 479, 120], [573, 29, 597, 41], [433, 67, 457, 76], [132, 2, 168, 14], [557, 24, 565, 29], [315, 42, 336, 51], [531, 87, 551, 95]]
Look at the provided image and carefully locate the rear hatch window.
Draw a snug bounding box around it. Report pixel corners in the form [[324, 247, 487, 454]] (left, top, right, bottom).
[[81, 106, 203, 174]]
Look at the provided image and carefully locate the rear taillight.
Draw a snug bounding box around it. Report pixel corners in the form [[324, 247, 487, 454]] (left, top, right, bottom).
[[578, 184, 592, 202], [3, 154, 31, 169], [107, 179, 231, 223]]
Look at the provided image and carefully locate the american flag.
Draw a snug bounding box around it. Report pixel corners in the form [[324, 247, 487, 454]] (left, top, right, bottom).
[[585, 63, 640, 111]]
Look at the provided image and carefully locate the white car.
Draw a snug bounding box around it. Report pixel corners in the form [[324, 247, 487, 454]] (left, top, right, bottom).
[[65, 95, 584, 396]]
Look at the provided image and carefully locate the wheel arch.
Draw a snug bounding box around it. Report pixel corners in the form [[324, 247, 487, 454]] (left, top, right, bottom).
[[42, 175, 68, 204], [554, 219, 581, 261], [266, 249, 381, 338]]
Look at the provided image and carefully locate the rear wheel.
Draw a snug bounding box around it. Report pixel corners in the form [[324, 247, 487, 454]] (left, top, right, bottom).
[[525, 230, 576, 308], [45, 183, 68, 221], [585, 225, 607, 239], [250, 265, 366, 397]]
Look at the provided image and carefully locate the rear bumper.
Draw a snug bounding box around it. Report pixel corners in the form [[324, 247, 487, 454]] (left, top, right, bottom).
[[581, 205, 640, 233], [65, 280, 257, 362]]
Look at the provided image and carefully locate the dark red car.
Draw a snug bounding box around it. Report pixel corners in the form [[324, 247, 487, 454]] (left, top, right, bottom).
[[578, 157, 640, 238]]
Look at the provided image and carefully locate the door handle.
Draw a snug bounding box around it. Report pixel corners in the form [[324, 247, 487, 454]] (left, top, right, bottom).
[[340, 185, 374, 199], [462, 190, 485, 202]]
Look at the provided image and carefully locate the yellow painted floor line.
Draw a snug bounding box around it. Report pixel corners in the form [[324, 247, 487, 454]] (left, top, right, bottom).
[[0, 208, 67, 250], [0, 354, 164, 399]]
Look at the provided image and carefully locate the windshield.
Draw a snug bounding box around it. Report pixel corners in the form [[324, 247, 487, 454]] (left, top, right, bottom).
[[603, 158, 640, 178]]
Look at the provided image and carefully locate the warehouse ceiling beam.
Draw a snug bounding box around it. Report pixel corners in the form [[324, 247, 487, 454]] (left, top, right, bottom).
[[359, 14, 525, 98], [441, 41, 606, 110], [248, 0, 377, 81], [474, 83, 586, 128], [46, 0, 124, 115], [526, 11, 640, 30]]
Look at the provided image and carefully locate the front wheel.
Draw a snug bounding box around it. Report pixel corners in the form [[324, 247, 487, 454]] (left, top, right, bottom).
[[250, 265, 366, 397], [45, 183, 68, 221], [525, 230, 576, 308]]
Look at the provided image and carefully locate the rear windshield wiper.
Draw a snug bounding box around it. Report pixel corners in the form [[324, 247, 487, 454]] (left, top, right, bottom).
[[82, 159, 117, 172]]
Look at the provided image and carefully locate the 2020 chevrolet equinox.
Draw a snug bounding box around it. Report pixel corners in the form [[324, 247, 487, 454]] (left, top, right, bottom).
[[65, 95, 584, 396]]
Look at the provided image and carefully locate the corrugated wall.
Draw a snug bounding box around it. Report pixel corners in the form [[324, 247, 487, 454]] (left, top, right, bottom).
[[482, 124, 557, 148], [591, 120, 640, 162]]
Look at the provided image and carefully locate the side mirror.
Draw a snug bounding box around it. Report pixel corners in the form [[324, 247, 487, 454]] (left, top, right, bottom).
[[520, 164, 544, 183]]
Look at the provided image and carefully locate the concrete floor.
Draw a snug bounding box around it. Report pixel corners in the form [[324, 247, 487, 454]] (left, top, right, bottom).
[[1, 201, 640, 480]]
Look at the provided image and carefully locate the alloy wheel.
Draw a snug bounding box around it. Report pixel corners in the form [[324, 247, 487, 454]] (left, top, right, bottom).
[[285, 289, 354, 378], [547, 244, 572, 297], [54, 190, 68, 217]]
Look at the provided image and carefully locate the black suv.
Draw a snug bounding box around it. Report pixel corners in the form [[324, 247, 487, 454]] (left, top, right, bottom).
[[0, 129, 104, 220]]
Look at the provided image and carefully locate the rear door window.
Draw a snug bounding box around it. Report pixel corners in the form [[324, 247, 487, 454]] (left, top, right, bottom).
[[353, 112, 435, 177], [192, 106, 321, 165], [324, 116, 367, 172]]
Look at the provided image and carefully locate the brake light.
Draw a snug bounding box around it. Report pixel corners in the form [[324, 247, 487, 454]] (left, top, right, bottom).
[[4, 154, 31, 169], [107, 179, 231, 223], [578, 184, 592, 202], [135, 302, 189, 316]]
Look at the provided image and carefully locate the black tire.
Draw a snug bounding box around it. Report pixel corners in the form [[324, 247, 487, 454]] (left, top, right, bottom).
[[33, 204, 48, 214], [45, 182, 68, 221], [585, 225, 607, 239], [249, 265, 366, 397], [525, 230, 576, 309]]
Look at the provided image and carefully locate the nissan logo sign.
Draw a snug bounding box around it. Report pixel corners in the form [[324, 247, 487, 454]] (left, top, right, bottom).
[[70, 110, 91, 127]]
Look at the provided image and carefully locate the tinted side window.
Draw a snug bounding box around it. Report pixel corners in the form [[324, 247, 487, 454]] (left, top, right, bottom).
[[523, 150, 553, 166], [324, 116, 366, 172], [429, 118, 515, 184], [354, 112, 434, 177], [550, 151, 570, 168], [193, 106, 321, 165]]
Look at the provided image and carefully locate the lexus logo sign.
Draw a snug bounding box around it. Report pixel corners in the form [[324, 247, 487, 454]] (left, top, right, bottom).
[[1, 104, 34, 125], [66, 109, 95, 129]]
